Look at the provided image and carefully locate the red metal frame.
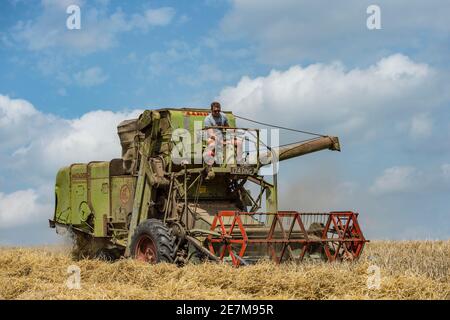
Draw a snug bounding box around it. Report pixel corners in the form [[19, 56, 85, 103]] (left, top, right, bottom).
[[207, 211, 368, 266]]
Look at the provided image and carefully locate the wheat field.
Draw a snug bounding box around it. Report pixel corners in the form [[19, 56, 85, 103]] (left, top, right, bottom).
[[0, 241, 448, 300]]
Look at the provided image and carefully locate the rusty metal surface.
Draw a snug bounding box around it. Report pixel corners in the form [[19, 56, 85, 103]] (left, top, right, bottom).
[[262, 136, 340, 164], [207, 211, 368, 266]]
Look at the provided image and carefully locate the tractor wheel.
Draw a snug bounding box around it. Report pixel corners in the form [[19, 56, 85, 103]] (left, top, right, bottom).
[[130, 219, 176, 264]]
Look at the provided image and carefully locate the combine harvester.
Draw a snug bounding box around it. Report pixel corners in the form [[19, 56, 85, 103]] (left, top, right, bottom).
[[50, 108, 367, 266]]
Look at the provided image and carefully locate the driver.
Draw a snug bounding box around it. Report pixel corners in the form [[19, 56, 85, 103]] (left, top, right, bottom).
[[203, 101, 242, 165]]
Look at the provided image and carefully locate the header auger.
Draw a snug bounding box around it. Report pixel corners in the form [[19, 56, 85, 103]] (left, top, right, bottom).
[[50, 108, 367, 265]]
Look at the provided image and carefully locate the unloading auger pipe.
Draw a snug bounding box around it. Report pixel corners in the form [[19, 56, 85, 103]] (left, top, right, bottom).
[[262, 136, 340, 164]]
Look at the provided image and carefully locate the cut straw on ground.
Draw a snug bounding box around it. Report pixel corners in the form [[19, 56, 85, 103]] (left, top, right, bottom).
[[0, 241, 449, 300]]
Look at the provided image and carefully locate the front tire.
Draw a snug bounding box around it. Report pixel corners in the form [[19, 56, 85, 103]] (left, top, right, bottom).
[[130, 219, 176, 263]]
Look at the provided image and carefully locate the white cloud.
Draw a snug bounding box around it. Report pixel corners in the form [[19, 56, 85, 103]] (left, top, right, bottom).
[[0, 94, 49, 151], [0, 94, 146, 229], [375, 54, 429, 79], [0, 94, 142, 178], [369, 166, 422, 195], [0, 94, 38, 127], [218, 54, 438, 140], [0, 189, 51, 228], [74, 67, 108, 87], [41, 109, 142, 168], [11, 0, 176, 54]]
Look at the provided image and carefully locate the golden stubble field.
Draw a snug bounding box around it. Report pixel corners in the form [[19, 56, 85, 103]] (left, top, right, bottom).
[[0, 241, 449, 300]]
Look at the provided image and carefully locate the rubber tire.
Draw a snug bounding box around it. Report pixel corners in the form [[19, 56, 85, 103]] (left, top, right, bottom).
[[130, 219, 176, 263]]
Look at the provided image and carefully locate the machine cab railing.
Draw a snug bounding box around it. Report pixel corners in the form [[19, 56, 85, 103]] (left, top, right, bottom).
[[201, 126, 265, 170], [202, 126, 271, 170]]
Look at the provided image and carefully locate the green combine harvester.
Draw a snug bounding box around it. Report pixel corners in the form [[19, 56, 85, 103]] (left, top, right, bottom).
[[50, 108, 367, 265]]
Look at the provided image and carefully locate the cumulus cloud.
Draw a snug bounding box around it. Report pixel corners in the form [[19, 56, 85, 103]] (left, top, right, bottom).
[[0, 189, 52, 229], [74, 66, 108, 87], [218, 54, 439, 142], [369, 166, 422, 195], [0, 94, 142, 179], [0, 94, 38, 127], [0, 94, 143, 228], [11, 0, 176, 54], [0, 93, 148, 232], [40, 110, 143, 168], [0, 94, 50, 151]]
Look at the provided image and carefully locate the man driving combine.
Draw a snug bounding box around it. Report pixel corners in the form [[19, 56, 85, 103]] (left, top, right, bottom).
[[204, 101, 242, 165]]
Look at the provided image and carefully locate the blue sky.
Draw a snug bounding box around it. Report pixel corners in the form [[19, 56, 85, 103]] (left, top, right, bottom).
[[0, 0, 449, 244]]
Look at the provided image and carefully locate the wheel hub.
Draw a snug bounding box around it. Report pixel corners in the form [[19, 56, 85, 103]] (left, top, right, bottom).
[[135, 235, 157, 263]]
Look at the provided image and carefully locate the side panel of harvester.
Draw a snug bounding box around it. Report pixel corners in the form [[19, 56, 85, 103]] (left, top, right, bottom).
[[53, 161, 136, 239], [89, 162, 110, 237]]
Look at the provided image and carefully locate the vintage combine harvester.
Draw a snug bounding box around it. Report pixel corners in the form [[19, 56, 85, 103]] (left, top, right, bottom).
[[50, 108, 367, 266]]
